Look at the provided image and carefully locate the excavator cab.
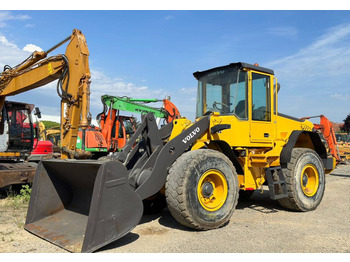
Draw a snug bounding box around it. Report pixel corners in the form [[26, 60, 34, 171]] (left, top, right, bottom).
[[0, 101, 37, 188], [0, 101, 34, 154]]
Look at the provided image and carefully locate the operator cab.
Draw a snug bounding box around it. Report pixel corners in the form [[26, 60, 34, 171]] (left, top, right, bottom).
[[194, 62, 279, 143], [0, 101, 35, 153], [194, 62, 277, 120]]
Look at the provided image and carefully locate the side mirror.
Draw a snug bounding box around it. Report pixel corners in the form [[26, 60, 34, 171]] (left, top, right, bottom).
[[34, 107, 42, 119], [277, 83, 281, 93]]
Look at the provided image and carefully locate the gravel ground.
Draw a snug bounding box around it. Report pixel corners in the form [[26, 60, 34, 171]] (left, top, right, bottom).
[[0, 164, 349, 253]]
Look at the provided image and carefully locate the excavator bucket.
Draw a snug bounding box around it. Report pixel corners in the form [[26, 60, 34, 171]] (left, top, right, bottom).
[[24, 159, 143, 253]]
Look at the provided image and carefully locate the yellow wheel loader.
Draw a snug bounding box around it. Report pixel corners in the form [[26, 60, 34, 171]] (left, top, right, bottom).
[[23, 61, 334, 252]]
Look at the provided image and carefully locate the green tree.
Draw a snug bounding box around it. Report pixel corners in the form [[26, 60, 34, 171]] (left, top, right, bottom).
[[343, 114, 350, 134], [41, 120, 60, 129]]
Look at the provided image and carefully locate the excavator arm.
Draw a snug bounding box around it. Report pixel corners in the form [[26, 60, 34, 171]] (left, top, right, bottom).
[[0, 29, 91, 159], [302, 115, 341, 163], [97, 95, 181, 151], [99, 95, 180, 121]]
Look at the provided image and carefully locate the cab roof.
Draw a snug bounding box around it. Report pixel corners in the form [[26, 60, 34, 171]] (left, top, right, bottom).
[[193, 62, 274, 79]]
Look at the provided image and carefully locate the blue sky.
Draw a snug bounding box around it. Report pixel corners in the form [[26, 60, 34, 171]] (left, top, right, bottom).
[[0, 10, 350, 123]]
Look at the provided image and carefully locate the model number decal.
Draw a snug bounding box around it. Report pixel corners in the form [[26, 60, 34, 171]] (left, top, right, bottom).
[[182, 127, 200, 144]]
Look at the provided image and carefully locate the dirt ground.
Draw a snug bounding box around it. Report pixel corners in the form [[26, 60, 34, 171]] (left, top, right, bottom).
[[0, 164, 349, 253]]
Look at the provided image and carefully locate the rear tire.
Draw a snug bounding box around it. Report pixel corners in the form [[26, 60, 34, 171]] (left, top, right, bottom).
[[165, 149, 239, 230], [278, 148, 325, 211]]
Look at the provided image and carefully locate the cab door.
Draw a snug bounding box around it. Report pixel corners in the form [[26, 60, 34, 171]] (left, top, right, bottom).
[[249, 72, 274, 143]]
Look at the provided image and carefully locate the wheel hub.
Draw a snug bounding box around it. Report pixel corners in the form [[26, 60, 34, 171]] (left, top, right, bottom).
[[197, 169, 228, 211], [202, 182, 214, 198], [302, 173, 308, 187], [300, 164, 319, 197]]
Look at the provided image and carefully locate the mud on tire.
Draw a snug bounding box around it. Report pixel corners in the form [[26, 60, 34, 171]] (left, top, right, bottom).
[[165, 149, 239, 230]]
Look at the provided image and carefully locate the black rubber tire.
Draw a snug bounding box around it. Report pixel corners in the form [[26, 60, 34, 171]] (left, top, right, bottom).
[[278, 148, 325, 211], [165, 149, 239, 230]]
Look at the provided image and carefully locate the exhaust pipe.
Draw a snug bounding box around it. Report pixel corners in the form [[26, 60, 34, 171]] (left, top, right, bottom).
[[25, 159, 143, 253]]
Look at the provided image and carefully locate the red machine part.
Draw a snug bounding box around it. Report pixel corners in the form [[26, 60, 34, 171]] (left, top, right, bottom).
[[30, 123, 54, 161], [162, 99, 181, 123], [99, 110, 137, 152], [302, 115, 341, 163]]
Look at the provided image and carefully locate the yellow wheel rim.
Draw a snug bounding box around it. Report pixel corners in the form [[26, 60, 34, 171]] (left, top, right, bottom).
[[300, 164, 319, 197], [197, 169, 228, 211]]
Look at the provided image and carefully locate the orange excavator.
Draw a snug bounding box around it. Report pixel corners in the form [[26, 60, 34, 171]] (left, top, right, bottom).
[[97, 95, 181, 151], [301, 115, 348, 164]]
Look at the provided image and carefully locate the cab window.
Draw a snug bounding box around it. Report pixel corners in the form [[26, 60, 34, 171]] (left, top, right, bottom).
[[251, 73, 271, 121]]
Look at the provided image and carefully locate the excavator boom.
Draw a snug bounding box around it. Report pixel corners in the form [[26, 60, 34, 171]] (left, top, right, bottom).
[[0, 29, 92, 159]]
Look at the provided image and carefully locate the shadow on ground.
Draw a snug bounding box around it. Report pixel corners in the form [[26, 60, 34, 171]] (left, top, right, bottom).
[[236, 190, 287, 213], [93, 188, 300, 252], [329, 173, 350, 178], [96, 232, 140, 252]]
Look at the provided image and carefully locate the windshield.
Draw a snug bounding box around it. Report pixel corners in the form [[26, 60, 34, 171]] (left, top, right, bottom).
[[7, 107, 33, 151], [123, 119, 135, 136], [196, 67, 247, 119]]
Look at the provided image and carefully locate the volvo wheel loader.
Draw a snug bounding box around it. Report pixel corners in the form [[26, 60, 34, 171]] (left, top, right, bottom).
[[22, 59, 335, 252]]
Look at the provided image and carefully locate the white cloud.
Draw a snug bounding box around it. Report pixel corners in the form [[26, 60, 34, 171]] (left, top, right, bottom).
[[89, 69, 169, 111], [23, 44, 43, 53], [0, 35, 27, 69], [268, 24, 350, 81], [330, 93, 350, 101], [0, 35, 18, 49], [0, 11, 30, 28], [266, 23, 350, 122]]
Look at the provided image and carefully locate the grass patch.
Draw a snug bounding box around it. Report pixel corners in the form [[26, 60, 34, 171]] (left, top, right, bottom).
[[5, 184, 31, 210]]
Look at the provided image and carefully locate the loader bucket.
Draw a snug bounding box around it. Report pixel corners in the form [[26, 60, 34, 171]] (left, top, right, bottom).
[[24, 159, 143, 253]]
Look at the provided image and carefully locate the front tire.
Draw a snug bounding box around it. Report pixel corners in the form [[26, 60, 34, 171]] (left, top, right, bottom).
[[278, 148, 325, 211], [165, 149, 239, 230]]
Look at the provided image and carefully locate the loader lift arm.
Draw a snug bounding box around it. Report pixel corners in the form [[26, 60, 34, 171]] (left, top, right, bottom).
[[0, 29, 92, 159]]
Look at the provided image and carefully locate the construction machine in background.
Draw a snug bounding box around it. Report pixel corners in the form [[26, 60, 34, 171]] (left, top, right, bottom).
[[0, 29, 99, 188], [23, 59, 334, 252], [0, 101, 39, 187], [37, 95, 180, 157], [97, 95, 181, 151], [335, 133, 350, 163], [302, 115, 350, 164], [0, 103, 55, 188], [28, 109, 55, 162], [0, 28, 94, 160], [35, 121, 61, 153], [335, 133, 350, 144]]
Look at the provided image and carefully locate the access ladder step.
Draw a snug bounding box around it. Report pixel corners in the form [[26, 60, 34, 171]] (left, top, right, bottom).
[[265, 166, 288, 200]]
